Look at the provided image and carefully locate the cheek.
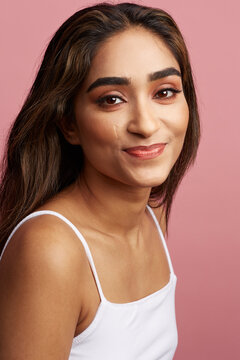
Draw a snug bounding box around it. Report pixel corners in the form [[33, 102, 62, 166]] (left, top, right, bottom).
[[161, 100, 189, 167], [76, 111, 119, 148], [166, 101, 189, 140]]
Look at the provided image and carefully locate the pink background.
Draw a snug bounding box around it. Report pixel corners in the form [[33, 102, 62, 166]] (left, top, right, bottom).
[[1, 0, 239, 358]]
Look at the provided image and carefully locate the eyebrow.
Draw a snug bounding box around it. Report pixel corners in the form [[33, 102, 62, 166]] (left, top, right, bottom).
[[86, 67, 181, 93]]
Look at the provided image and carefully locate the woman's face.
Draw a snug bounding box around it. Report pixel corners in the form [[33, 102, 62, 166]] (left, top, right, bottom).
[[72, 27, 189, 188]]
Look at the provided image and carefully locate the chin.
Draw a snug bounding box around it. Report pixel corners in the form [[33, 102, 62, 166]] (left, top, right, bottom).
[[127, 173, 169, 189], [130, 167, 171, 188]]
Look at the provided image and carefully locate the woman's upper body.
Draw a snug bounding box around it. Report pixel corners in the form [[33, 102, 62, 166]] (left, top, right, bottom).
[[0, 184, 177, 359]]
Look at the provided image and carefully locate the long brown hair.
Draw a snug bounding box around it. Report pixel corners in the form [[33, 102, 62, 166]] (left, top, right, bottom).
[[0, 2, 200, 253]]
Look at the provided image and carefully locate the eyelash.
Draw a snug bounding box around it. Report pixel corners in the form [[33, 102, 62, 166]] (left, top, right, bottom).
[[96, 88, 182, 107]]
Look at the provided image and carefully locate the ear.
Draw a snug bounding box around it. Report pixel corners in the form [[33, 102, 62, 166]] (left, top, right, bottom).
[[58, 116, 81, 145]]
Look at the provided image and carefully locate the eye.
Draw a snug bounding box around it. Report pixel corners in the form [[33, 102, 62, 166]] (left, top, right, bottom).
[[154, 88, 182, 99], [96, 95, 124, 106]]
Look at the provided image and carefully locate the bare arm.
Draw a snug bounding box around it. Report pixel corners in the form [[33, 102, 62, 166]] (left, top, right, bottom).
[[0, 216, 85, 360]]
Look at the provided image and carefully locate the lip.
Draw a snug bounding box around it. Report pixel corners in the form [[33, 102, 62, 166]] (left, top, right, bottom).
[[124, 143, 167, 160]]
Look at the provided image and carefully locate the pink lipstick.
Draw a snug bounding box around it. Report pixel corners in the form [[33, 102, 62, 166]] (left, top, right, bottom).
[[124, 143, 166, 160]]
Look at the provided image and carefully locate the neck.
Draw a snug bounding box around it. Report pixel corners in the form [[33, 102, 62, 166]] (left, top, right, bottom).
[[72, 167, 152, 242]]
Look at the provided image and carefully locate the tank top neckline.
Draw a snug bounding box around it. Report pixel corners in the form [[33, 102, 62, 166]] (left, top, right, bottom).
[[0, 205, 176, 307]]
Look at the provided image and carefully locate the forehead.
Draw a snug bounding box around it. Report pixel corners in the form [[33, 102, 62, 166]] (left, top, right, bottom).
[[86, 26, 180, 82]]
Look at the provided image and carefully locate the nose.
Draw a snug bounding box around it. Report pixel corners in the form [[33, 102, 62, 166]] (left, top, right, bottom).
[[127, 100, 161, 138]]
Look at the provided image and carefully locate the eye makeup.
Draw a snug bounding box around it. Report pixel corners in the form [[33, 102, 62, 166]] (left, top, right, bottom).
[[95, 87, 182, 107]]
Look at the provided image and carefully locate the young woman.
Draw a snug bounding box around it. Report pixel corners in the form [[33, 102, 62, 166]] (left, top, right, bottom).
[[0, 3, 200, 359]]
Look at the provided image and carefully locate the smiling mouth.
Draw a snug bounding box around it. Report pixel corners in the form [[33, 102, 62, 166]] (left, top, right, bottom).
[[123, 143, 167, 159]]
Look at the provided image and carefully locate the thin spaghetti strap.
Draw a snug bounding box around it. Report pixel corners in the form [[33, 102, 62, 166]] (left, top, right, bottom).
[[146, 205, 174, 275], [0, 211, 106, 302]]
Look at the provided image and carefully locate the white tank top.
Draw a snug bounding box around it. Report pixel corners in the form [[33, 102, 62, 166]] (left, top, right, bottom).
[[0, 205, 178, 359]]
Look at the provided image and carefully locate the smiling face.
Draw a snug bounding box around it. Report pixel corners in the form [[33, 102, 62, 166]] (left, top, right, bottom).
[[69, 26, 189, 189]]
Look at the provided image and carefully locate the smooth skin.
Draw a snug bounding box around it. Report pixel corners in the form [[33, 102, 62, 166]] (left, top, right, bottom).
[[0, 27, 189, 359]]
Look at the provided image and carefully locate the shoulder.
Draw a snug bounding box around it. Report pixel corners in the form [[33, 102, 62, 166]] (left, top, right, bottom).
[[0, 213, 88, 358], [1, 212, 88, 273], [0, 212, 89, 307]]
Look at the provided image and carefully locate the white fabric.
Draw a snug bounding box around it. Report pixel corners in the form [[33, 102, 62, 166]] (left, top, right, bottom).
[[0, 206, 178, 359]]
